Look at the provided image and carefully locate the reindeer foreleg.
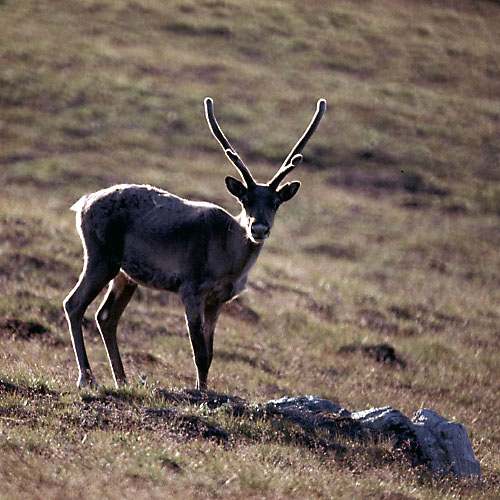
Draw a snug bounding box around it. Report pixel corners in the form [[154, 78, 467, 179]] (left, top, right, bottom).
[[181, 293, 210, 391], [204, 302, 222, 374]]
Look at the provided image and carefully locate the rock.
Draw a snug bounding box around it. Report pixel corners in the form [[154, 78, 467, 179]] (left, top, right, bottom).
[[264, 398, 481, 479], [267, 395, 351, 417], [412, 408, 481, 479], [351, 406, 417, 452], [351, 406, 481, 480], [351, 405, 412, 432], [152, 390, 481, 480], [265, 396, 363, 442]]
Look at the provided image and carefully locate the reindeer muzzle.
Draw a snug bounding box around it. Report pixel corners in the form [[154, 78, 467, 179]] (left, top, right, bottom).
[[251, 223, 270, 242]]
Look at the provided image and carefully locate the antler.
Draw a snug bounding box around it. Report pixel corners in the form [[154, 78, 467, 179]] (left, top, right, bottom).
[[268, 154, 303, 190], [269, 98, 327, 189], [204, 97, 256, 188]]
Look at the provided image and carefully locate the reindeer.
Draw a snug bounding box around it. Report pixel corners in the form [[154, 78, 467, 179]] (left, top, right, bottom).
[[63, 97, 326, 390]]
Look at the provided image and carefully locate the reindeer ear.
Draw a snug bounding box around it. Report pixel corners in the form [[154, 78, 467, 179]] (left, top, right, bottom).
[[277, 181, 300, 202], [225, 176, 247, 199]]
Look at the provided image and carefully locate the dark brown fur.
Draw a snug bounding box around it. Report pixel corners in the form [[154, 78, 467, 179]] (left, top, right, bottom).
[[63, 98, 325, 390]]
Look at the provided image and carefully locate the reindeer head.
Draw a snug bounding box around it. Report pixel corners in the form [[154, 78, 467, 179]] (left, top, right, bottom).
[[204, 97, 326, 244]]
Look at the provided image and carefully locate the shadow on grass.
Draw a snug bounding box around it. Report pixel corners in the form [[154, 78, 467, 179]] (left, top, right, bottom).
[[0, 379, 489, 494]]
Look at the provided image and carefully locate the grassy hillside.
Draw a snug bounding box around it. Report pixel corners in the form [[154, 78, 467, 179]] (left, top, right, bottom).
[[1, 0, 499, 498]]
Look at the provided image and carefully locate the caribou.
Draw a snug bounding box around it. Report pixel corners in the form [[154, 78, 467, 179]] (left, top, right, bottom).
[[63, 97, 326, 390]]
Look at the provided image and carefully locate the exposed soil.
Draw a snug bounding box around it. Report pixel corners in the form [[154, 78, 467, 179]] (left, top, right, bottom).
[[0, 379, 58, 398], [124, 351, 160, 365], [338, 343, 406, 368], [0, 318, 50, 341]]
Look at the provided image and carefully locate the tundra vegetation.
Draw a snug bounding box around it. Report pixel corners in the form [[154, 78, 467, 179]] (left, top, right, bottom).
[[0, 0, 499, 499]]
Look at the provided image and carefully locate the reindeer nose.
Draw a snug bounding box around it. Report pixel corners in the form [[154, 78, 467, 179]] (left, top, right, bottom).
[[251, 223, 270, 241]]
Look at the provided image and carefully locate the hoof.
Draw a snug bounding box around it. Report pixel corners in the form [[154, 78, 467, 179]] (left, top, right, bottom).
[[77, 372, 98, 390], [114, 377, 128, 389], [196, 381, 208, 392]]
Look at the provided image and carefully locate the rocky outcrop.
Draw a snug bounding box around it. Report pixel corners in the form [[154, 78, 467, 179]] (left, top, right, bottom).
[[266, 396, 481, 480], [411, 408, 481, 479], [131, 389, 481, 480], [0, 382, 481, 480]]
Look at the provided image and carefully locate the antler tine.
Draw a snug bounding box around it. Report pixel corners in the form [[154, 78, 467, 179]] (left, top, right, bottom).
[[204, 97, 255, 187], [268, 99, 326, 189], [280, 98, 327, 169], [268, 154, 303, 190]]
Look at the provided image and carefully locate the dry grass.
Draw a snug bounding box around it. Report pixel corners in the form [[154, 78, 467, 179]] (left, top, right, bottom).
[[1, 0, 500, 498]]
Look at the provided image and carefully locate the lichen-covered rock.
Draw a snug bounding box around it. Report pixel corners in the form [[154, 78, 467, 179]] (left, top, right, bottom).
[[349, 405, 480, 479], [411, 408, 481, 479], [351, 405, 418, 455], [265, 395, 363, 441], [351, 406, 413, 434], [264, 398, 481, 480], [266, 395, 350, 417], [156, 390, 481, 480]]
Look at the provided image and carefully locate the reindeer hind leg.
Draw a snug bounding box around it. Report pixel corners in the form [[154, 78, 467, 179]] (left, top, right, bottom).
[[64, 237, 121, 389], [96, 271, 137, 388]]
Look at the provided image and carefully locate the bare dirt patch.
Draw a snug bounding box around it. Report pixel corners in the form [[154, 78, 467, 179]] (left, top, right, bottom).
[[338, 343, 406, 368], [0, 318, 49, 341], [0, 379, 58, 398], [124, 351, 159, 365]]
